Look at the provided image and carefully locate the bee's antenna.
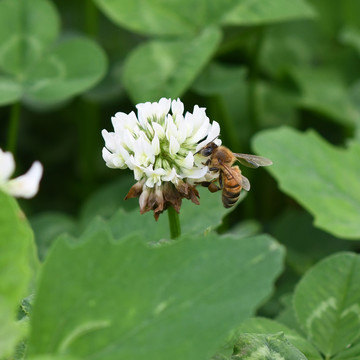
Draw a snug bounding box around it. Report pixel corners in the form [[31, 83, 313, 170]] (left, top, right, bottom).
[[193, 135, 220, 155]]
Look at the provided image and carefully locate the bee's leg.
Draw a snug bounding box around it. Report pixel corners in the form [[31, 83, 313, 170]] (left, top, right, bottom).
[[208, 182, 220, 193], [219, 174, 223, 189], [201, 159, 212, 166], [196, 181, 221, 193]]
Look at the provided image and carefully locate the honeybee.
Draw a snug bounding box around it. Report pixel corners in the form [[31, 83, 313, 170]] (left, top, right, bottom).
[[196, 142, 272, 208]]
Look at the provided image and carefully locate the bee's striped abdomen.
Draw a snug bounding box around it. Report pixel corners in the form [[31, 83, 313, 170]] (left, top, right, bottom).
[[222, 177, 242, 208]]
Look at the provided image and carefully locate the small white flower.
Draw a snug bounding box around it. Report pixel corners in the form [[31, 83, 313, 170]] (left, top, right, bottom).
[[0, 148, 43, 199], [102, 97, 221, 219]]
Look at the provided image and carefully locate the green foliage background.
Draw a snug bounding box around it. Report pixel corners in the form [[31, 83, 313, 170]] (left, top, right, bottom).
[[1, 0, 360, 359]]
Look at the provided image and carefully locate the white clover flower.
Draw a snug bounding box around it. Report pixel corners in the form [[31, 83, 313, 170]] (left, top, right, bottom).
[[0, 148, 43, 199], [102, 98, 221, 219]]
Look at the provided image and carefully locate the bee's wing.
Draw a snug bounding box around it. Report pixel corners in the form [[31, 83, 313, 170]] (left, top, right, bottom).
[[222, 163, 251, 191], [241, 174, 251, 191], [233, 153, 273, 168], [221, 163, 241, 181]]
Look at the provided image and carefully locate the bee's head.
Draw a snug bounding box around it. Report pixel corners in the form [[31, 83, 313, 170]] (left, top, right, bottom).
[[199, 142, 218, 157]]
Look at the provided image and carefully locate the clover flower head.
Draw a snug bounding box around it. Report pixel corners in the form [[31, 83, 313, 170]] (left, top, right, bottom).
[[0, 148, 43, 198], [102, 98, 221, 219]]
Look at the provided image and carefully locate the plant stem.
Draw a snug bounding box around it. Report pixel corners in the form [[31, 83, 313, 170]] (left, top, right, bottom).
[[7, 102, 21, 155], [167, 206, 181, 239], [85, 0, 98, 38]]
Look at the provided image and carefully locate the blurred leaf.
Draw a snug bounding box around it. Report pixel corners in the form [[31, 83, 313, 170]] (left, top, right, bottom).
[[180, 187, 242, 236], [28, 230, 284, 360], [257, 81, 298, 128], [0, 0, 107, 106], [192, 63, 250, 147], [24, 38, 107, 105], [294, 252, 360, 358], [290, 67, 359, 126], [108, 187, 242, 242], [0, 77, 22, 105], [259, 20, 325, 81], [123, 27, 221, 103], [253, 126, 360, 239], [307, 0, 360, 36], [193, 63, 297, 148], [83, 62, 124, 103], [231, 332, 307, 360], [340, 27, 360, 53], [270, 210, 355, 274], [234, 317, 321, 360], [79, 176, 137, 228], [227, 219, 261, 238], [30, 212, 77, 261], [0, 192, 38, 358], [93, 0, 237, 36], [333, 341, 360, 360], [0, 0, 59, 75], [276, 294, 304, 334], [259, 19, 359, 82], [350, 78, 360, 139], [341, 28, 360, 135], [193, 62, 247, 95], [28, 356, 79, 360], [222, 0, 315, 26]]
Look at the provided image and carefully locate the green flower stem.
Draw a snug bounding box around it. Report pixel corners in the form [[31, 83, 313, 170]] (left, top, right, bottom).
[[167, 206, 181, 239], [7, 102, 21, 155], [85, 0, 98, 38]]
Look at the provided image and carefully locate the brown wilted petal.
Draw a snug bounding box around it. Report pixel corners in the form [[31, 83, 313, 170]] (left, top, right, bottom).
[[162, 182, 182, 214], [176, 181, 200, 205], [139, 188, 150, 214], [124, 181, 144, 200], [125, 180, 201, 220]]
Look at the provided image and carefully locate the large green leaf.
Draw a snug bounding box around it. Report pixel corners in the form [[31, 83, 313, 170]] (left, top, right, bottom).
[[93, 0, 237, 36], [253, 126, 360, 239], [234, 317, 322, 360], [294, 252, 360, 358], [0, 0, 107, 106], [123, 27, 221, 103], [222, 0, 315, 26], [28, 230, 284, 360], [231, 333, 307, 360], [0, 192, 38, 358]]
